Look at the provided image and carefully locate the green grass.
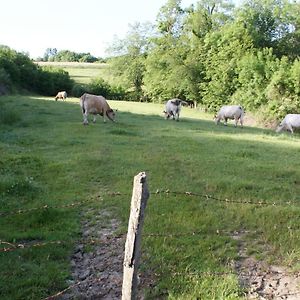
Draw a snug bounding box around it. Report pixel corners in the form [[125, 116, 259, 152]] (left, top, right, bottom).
[[1, 95, 300, 299], [36, 62, 108, 84]]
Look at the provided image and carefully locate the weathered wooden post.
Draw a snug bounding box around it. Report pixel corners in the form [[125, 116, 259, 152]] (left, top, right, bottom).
[[122, 172, 150, 300]]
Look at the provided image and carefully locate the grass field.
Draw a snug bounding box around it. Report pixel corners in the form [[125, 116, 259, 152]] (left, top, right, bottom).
[[1, 95, 300, 299], [36, 62, 108, 84]]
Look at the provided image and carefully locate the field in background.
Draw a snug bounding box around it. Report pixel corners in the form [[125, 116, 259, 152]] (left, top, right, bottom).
[[36, 61, 108, 84], [1, 95, 300, 299]]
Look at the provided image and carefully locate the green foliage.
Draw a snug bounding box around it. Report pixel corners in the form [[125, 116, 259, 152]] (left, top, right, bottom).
[[3, 0, 300, 122], [37, 66, 74, 96], [43, 48, 100, 63], [0, 46, 74, 96], [107, 22, 152, 101], [71, 83, 86, 98], [106, 0, 299, 120], [199, 23, 253, 111]]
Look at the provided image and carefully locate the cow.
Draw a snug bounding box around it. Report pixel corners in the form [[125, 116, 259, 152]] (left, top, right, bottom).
[[215, 105, 245, 127], [79, 93, 116, 125], [183, 100, 195, 109], [55, 91, 67, 101], [276, 114, 300, 134], [163, 98, 183, 121]]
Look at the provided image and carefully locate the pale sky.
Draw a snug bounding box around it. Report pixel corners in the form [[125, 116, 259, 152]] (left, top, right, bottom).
[[1, 0, 240, 59]]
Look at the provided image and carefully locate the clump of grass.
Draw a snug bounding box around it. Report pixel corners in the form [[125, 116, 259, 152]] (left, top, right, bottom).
[[0, 108, 21, 125]]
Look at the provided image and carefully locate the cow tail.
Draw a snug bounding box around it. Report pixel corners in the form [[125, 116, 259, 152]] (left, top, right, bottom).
[[80, 93, 86, 114]]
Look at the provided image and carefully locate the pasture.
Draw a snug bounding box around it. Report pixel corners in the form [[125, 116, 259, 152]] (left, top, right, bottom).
[[1, 95, 300, 299], [36, 62, 108, 84]]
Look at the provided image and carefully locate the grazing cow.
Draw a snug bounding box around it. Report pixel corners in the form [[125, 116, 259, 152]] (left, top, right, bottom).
[[276, 114, 300, 134], [163, 98, 183, 121], [80, 93, 116, 124], [184, 100, 195, 109], [215, 105, 245, 127], [55, 91, 67, 101]]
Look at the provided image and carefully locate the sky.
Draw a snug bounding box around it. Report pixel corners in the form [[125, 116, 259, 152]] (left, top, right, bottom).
[[1, 0, 240, 59]]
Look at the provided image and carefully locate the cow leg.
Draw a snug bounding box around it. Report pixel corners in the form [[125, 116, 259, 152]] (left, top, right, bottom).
[[83, 113, 89, 125], [240, 117, 244, 128], [234, 117, 238, 127], [287, 124, 293, 134], [224, 118, 228, 126], [93, 115, 96, 123]]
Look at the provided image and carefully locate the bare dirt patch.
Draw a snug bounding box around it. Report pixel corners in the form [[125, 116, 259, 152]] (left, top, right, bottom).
[[231, 231, 300, 299], [61, 208, 125, 299]]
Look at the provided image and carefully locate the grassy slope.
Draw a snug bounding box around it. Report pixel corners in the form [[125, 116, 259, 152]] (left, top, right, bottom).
[[36, 62, 108, 84], [1, 96, 300, 299]]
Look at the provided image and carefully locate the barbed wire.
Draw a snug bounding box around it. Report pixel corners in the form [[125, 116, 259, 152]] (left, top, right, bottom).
[[1, 189, 299, 218], [2, 226, 300, 254], [154, 189, 300, 207], [0, 195, 102, 217], [0, 236, 117, 253], [1, 189, 300, 299], [109, 189, 300, 207]]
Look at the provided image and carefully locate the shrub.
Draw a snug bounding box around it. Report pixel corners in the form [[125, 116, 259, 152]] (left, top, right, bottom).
[[71, 83, 87, 98]]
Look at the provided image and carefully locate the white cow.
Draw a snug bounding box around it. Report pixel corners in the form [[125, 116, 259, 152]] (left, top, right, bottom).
[[55, 91, 67, 101], [80, 93, 116, 124], [163, 99, 183, 121], [215, 105, 245, 127], [276, 114, 300, 134]]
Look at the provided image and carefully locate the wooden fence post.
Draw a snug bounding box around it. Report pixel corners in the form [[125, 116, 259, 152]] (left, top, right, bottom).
[[122, 172, 150, 300]]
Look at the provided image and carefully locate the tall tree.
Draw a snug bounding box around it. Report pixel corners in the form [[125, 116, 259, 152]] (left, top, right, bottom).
[[107, 22, 154, 101], [236, 0, 300, 57]]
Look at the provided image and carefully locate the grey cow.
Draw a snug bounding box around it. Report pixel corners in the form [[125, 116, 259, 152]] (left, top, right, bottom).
[[163, 98, 183, 121], [215, 105, 245, 127], [276, 114, 300, 134]]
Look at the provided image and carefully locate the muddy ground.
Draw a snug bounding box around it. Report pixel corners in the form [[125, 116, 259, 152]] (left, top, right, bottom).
[[55, 212, 300, 300]]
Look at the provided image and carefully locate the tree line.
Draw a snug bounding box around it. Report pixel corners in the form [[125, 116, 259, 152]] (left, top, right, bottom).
[[37, 48, 106, 63], [107, 0, 300, 120], [0, 45, 125, 99], [0, 0, 299, 121]]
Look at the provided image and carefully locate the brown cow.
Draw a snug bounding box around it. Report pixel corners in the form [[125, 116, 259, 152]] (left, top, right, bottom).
[[79, 93, 116, 124], [55, 91, 67, 101]]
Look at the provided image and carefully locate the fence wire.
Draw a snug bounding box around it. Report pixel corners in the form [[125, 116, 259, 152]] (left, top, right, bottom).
[[109, 189, 300, 207], [2, 227, 300, 254], [0, 236, 116, 253], [1, 189, 299, 218], [0, 195, 102, 217], [1, 189, 300, 299]]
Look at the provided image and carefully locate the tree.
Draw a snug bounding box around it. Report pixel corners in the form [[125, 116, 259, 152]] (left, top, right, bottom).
[[236, 0, 300, 57], [43, 48, 57, 61], [107, 22, 154, 101]]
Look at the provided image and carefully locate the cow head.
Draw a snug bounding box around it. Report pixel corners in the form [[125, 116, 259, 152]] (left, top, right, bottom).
[[106, 109, 116, 122], [275, 123, 284, 133], [163, 110, 171, 119]]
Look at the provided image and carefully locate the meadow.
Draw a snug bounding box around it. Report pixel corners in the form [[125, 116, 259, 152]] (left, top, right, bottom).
[[37, 61, 108, 84], [1, 94, 300, 299]]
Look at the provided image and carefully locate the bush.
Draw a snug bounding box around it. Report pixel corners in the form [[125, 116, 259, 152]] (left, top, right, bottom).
[[88, 78, 111, 98], [0, 46, 75, 96], [0, 68, 11, 95], [71, 83, 87, 98], [86, 78, 125, 100]]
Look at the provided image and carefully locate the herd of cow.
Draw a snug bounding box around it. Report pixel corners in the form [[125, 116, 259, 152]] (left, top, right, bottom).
[[54, 91, 300, 134]]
